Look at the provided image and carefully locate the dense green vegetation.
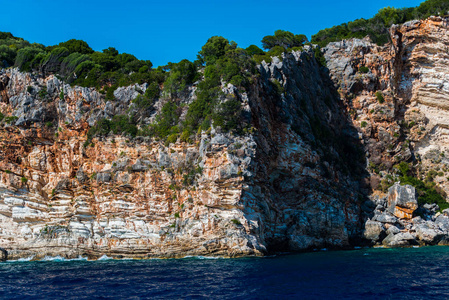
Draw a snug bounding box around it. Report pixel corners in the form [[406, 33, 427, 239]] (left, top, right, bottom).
[[0, 34, 163, 97], [312, 0, 449, 46], [76, 35, 261, 145], [261, 30, 308, 50]]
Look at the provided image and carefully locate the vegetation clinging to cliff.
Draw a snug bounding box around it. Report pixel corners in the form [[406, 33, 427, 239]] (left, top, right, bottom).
[[311, 0, 449, 47]]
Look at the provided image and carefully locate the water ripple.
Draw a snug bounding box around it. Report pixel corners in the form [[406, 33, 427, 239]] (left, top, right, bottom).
[[1, 247, 449, 299]]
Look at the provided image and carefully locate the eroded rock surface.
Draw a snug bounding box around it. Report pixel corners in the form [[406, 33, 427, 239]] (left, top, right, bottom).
[[3, 16, 449, 258], [0, 46, 365, 259], [387, 183, 418, 219]]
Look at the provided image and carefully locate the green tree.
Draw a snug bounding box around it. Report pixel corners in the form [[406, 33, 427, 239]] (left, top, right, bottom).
[[0, 32, 14, 40], [261, 30, 308, 50], [14, 47, 45, 71], [60, 52, 92, 77], [197, 36, 236, 65], [56, 39, 94, 54], [102, 47, 119, 56], [41, 47, 70, 74], [245, 45, 264, 56], [164, 59, 198, 97], [0, 45, 17, 67], [90, 52, 119, 72]]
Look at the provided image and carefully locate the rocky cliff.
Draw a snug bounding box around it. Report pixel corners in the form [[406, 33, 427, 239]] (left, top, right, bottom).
[[325, 16, 449, 247], [3, 16, 449, 259], [0, 46, 365, 259]]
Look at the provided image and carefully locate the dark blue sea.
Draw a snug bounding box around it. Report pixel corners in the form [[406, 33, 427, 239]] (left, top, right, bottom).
[[1, 247, 449, 299]]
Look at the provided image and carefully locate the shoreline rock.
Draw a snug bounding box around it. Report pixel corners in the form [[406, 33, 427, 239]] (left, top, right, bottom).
[[0, 248, 7, 261]]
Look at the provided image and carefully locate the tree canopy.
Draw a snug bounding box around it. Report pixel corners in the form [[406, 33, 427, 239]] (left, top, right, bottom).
[[261, 30, 308, 50]]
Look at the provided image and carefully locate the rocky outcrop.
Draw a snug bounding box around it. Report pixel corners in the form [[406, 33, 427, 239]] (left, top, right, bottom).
[[324, 16, 449, 196], [387, 183, 418, 219], [0, 247, 6, 261], [364, 183, 449, 247], [324, 16, 449, 246], [3, 16, 449, 259], [0, 45, 366, 259]]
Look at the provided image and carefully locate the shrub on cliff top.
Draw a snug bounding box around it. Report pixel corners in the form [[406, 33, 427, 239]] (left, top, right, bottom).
[[198, 36, 235, 66], [163, 59, 198, 97], [51, 39, 94, 55], [261, 30, 308, 50], [0, 32, 14, 40], [14, 47, 45, 72]]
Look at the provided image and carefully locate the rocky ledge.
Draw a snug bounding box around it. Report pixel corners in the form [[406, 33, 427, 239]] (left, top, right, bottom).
[[365, 183, 449, 247]]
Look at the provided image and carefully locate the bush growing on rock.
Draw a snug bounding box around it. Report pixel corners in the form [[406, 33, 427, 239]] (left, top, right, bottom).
[[60, 53, 92, 78], [41, 47, 70, 75], [86, 115, 138, 146], [0, 45, 17, 67], [38, 86, 47, 98], [0, 31, 14, 40], [245, 45, 264, 56], [145, 81, 160, 100], [359, 66, 369, 73], [163, 59, 198, 97], [198, 36, 235, 66], [376, 91, 385, 103]]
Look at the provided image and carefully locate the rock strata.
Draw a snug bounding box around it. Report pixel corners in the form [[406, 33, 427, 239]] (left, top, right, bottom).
[[0, 46, 364, 260], [3, 16, 449, 258]]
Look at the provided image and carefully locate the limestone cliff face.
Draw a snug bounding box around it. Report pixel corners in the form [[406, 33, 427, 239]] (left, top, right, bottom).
[[324, 16, 449, 194], [0, 70, 263, 259], [4, 16, 449, 259], [0, 46, 366, 259], [325, 16, 449, 247]]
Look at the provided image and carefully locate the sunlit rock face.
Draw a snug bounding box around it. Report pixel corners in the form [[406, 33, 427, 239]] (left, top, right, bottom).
[[0, 42, 366, 259], [326, 17, 449, 247], [387, 183, 418, 220], [325, 16, 449, 196], [5, 16, 449, 259]]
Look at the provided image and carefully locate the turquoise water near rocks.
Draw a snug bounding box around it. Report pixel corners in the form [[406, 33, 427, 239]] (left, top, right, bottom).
[[1, 247, 449, 299]]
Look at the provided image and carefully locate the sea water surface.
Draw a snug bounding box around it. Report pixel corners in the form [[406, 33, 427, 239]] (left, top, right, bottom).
[[1, 247, 449, 299]]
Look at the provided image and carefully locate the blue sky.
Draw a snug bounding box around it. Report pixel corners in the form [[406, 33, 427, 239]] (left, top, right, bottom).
[[1, 0, 424, 66]]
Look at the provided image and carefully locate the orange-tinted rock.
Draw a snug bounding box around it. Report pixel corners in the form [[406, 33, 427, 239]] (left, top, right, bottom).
[[387, 183, 418, 220]]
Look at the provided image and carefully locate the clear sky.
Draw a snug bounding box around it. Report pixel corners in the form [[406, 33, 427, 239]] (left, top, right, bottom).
[[1, 0, 424, 66]]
